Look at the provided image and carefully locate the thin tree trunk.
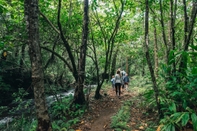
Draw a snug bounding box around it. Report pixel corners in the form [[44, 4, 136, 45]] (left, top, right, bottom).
[[89, 26, 102, 99], [149, 8, 159, 78], [93, 0, 125, 99], [19, 44, 26, 74], [183, 0, 188, 48], [179, 1, 197, 76], [57, 0, 88, 104], [73, 0, 89, 104], [24, 0, 52, 130], [145, 0, 161, 117], [159, 0, 169, 65], [153, 20, 158, 79], [57, 0, 78, 80], [170, 0, 176, 75], [126, 57, 128, 74], [110, 48, 118, 77]]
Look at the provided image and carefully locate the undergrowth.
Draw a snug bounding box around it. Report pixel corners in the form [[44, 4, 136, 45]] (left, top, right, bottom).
[[110, 100, 132, 131], [49, 94, 86, 131], [0, 93, 86, 131]]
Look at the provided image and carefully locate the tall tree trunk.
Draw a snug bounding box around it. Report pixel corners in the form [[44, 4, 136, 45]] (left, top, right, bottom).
[[145, 0, 161, 117], [159, 0, 169, 65], [57, 0, 87, 104], [24, 0, 52, 130], [179, 1, 197, 76], [73, 0, 89, 104], [149, 8, 159, 78], [57, 0, 78, 80], [170, 0, 177, 75], [153, 19, 158, 79], [126, 57, 128, 74], [94, 0, 125, 99], [19, 44, 26, 74], [89, 26, 102, 99], [110, 48, 118, 77]]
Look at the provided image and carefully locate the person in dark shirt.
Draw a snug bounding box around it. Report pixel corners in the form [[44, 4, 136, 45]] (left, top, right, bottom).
[[123, 73, 130, 91]]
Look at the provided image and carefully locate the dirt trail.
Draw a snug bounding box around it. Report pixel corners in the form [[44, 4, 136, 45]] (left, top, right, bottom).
[[73, 88, 136, 131], [89, 90, 128, 131], [73, 87, 194, 131]]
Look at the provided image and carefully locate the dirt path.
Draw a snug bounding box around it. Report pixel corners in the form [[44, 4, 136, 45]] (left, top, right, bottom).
[[73, 86, 193, 131], [73, 88, 137, 131], [88, 89, 130, 131]]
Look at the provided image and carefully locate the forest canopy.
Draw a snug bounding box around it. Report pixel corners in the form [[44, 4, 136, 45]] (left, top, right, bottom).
[[0, 0, 197, 130]]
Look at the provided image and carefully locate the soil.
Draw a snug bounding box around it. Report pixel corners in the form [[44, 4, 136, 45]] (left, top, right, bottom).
[[72, 87, 159, 131]]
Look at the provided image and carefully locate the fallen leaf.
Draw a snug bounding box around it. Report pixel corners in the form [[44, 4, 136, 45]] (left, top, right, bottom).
[[156, 125, 163, 131], [143, 123, 148, 127], [103, 124, 108, 128], [139, 126, 144, 130]]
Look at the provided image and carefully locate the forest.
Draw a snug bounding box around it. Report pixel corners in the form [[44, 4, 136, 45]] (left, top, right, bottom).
[[0, 0, 197, 131]]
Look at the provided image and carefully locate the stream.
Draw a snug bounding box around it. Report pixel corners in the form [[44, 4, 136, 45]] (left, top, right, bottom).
[[0, 84, 97, 126], [0, 89, 75, 125]]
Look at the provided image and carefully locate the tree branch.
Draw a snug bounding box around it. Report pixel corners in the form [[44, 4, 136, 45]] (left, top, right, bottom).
[[41, 46, 73, 73], [39, 11, 60, 34], [57, 0, 78, 80]]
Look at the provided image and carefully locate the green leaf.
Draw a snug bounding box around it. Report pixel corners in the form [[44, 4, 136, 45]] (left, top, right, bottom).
[[169, 102, 176, 113], [0, 5, 3, 14], [191, 67, 197, 75], [171, 112, 181, 122], [166, 124, 175, 131], [189, 45, 197, 51], [181, 112, 189, 126], [191, 113, 197, 131], [183, 100, 187, 110], [168, 50, 175, 65], [0, 41, 4, 49]]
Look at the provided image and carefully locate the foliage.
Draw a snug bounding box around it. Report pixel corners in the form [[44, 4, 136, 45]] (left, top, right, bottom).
[[130, 75, 152, 89], [49, 94, 86, 130], [8, 88, 33, 116], [147, 49, 197, 130], [0, 87, 36, 130], [111, 100, 132, 130], [0, 115, 37, 131], [0, 92, 84, 131], [0, 70, 11, 105], [0, 0, 197, 130], [159, 111, 197, 131]]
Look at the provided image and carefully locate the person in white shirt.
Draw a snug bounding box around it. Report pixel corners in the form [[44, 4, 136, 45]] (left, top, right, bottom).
[[114, 70, 122, 98]]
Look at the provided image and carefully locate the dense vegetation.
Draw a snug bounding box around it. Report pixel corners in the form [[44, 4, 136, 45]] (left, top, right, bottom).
[[0, 0, 197, 130]]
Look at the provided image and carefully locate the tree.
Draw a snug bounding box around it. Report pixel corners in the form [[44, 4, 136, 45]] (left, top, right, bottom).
[[73, 0, 89, 104], [178, 1, 197, 77], [24, 0, 52, 130], [36, 0, 89, 104], [144, 0, 161, 117], [90, 0, 126, 99]]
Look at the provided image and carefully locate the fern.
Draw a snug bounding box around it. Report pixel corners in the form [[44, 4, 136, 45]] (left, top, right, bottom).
[[111, 100, 132, 130]]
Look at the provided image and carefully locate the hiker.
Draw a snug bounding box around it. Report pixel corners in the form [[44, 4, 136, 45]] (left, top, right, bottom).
[[115, 70, 122, 97], [121, 69, 126, 90], [123, 73, 130, 91], [111, 75, 115, 91], [121, 70, 126, 77]]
